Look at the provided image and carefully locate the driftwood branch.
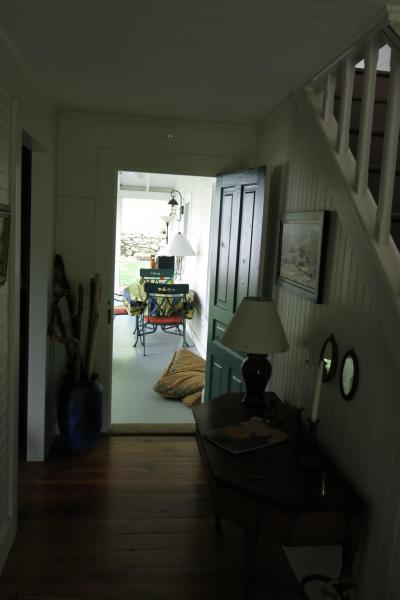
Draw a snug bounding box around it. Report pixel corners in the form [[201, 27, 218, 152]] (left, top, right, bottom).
[[84, 273, 102, 380], [50, 335, 81, 382], [50, 255, 102, 382], [55, 304, 73, 364]]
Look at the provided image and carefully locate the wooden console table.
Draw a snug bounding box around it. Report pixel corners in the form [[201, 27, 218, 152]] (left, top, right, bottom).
[[193, 393, 364, 594]]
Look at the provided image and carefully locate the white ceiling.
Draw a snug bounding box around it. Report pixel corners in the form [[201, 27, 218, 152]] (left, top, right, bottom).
[[120, 171, 179, 192], [0, 0, 390, 125]]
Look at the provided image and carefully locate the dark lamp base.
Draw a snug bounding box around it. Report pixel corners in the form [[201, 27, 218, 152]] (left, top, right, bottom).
[[241, 353, 271, 409]]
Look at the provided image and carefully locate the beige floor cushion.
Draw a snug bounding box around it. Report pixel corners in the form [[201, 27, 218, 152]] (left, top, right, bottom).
[[154, 347, 206, 407]]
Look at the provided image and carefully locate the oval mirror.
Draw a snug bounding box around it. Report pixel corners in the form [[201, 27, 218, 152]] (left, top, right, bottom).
[[339, 350, 359, 401], [320, 334, 338, 382]]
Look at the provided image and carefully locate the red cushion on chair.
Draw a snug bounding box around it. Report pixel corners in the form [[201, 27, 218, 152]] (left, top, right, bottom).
[[145, 315, 183, 325], [113, 306, 127, 315]]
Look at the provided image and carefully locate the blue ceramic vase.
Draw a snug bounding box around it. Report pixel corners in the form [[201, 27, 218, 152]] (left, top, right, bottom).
[[57, 376, 103, 452]]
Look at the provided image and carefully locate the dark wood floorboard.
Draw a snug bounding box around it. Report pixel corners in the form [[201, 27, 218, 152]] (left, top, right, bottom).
[[0, 436, 303, 600]]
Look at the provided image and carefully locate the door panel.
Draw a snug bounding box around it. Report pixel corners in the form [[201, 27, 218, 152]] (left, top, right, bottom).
[[215, 188, 240, 312], [237, 187, 256, 307], [209, 354, 226, 400], [204, 167, 267, 401], [228, 370, 244, 394]]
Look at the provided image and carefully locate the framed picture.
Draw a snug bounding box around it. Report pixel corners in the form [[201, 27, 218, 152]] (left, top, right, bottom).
[[0, 204, 11, 285], [276, 211, 329, 303]]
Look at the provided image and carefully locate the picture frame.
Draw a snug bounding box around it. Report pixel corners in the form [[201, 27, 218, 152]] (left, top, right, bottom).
[[0, 204, 11, 285], [276, 211, 329, 303]]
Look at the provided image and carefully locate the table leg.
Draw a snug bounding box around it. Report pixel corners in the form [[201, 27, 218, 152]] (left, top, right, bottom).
[[133, 315, 140, 347], [214, 514, 222, 533], [341, 511, 360, 580], [244, 532, 259, 598]]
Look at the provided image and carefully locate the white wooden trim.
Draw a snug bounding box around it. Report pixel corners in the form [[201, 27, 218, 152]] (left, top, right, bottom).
[[354, 41, 379, 195], [336, 58, 355, 154], [3, 97, 21, 572], [322, 73, 336, 122], [375, 52, 400, 244], [117, 190, 170, 201], [26, 151, 53, 461]]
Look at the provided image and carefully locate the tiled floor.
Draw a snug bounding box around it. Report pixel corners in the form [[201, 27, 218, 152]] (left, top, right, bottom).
[[111, 314, 196, 426]]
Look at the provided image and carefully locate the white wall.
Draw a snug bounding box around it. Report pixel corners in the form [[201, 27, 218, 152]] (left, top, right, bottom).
[[56, 110, 255, 425], [176, 175, 215, 357], [0, 25, 56, 572], [255, 100, 400, 599]]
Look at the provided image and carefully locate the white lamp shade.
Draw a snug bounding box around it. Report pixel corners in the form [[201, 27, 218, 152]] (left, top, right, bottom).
[[164, 232, 196, 256], [222, 297, 289, 355]]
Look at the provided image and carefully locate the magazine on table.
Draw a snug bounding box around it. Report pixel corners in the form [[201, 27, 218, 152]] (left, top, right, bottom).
[[203, 416, 289, 454]]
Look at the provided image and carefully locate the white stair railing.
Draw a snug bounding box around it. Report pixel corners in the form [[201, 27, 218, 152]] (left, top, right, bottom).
[[309, 25, 400, 251]]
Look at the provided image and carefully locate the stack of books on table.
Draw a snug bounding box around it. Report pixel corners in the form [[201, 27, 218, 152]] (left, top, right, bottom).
[[203, 416, 289, 454]]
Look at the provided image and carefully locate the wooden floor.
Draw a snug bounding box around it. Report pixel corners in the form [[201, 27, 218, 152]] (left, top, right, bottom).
[[0, 436, 303, 600]]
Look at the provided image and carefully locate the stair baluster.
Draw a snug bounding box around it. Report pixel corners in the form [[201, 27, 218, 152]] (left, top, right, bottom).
[[375, 51, 400, 244], [354, 41, 379, 195], [336, 58, 356, 154], [322, 72, 336, 123]]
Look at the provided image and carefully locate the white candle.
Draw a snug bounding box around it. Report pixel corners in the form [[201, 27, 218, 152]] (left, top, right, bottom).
[[310, 360, 324, 422]]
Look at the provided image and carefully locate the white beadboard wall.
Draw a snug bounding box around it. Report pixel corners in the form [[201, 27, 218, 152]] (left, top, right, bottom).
[[175, 175, 215, 358], [55, 111, 255, 378], [256, 102, 400, 599], [0, 25, 56, 572]]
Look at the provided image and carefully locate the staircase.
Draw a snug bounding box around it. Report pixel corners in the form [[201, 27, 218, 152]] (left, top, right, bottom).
[[294, 13, 400, 370], [334, 68, 400, 247]]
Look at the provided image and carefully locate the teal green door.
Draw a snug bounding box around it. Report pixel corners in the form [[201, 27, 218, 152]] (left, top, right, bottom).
[[204, 167, 267, 400]]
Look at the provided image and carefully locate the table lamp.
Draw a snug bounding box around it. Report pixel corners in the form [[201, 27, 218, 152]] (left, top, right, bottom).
[[221, 297, 289, 408], [164, 231, 195, 279]]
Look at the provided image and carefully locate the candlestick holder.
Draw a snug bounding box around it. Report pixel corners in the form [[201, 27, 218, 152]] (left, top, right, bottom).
[[294, 406, 304, 435], [288, 406, 304, 452], [297, 418, 322, 472]]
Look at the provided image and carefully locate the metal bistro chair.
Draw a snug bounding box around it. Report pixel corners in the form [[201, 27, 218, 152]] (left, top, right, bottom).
[[129, 268, 175, 348], [140, 282, 190, 356], [139, 268, 174, 284]]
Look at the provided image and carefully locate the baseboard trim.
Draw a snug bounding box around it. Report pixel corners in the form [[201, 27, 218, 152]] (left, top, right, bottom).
[[110, 422, 196, 434]]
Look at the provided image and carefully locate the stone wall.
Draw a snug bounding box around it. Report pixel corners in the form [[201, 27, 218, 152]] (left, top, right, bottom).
[[120, 232, 164, 261]]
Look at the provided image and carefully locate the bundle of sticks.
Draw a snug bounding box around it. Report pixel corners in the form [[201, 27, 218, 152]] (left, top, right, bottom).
[[48, 254, 102, 382]]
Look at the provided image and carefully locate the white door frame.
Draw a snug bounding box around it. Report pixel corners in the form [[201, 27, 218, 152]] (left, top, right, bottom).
[[2, 98, 54, 572], [95, 147, 230, 430]]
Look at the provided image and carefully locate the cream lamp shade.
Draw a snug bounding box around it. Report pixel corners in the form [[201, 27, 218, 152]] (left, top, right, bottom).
[[221, 297, 289, 408], [222, 297, 289, 355], [164, 232, 196, 257]]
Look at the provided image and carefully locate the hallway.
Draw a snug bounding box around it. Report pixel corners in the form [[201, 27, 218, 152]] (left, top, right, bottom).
[[111, 314, 196, 430], [1, 436, 303, 600]]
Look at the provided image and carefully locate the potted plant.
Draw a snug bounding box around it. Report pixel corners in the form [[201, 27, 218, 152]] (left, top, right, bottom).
[[48, 255, 103, 452]]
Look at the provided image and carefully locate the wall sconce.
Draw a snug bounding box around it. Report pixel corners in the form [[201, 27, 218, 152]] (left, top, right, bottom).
[[168, 189, 183, 221], [161, 215, 172, 244]]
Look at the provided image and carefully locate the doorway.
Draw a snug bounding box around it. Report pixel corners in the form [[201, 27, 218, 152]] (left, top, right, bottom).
[[110, 170, 215, 431]]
